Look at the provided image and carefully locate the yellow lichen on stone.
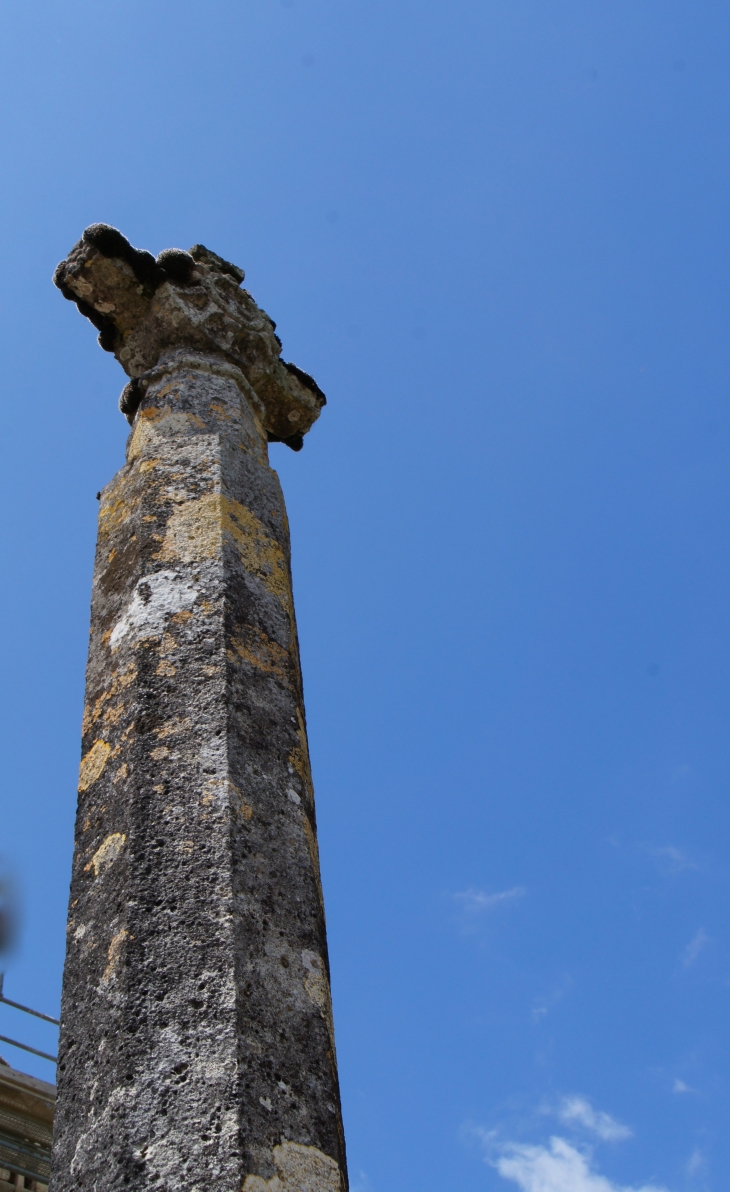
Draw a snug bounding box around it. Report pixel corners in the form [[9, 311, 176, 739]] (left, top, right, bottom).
[[82, 665, 137, 736], [127, 406, 206, 462], [126, 407, 165, 462], [201, 777, 249, 818], [301, 815, 321, 874], [102, 928, 128, 983], [222, 497, 291, 609], [302, 950, 337, 1058], [158, 493, 291, 608], [90, 832, 127, 876], [302, 952, 330, 1014], [102, 703, 125, 729], [301, 814, 327, 920], [155, 716, 191, 739], [78, 740, 112, 792], [228, 627, 289, 679], [241, 1142, 342, 1192], [98, 488, 137, 540], [288, 708, 314, 804], [157, 492, 222, 563]]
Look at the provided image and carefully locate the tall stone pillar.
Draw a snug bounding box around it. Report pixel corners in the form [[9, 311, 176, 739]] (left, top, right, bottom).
[[50, 226, 347, 1192]]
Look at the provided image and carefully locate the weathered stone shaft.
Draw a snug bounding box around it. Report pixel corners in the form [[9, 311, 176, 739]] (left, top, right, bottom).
[[50, 230, 346, 1192]]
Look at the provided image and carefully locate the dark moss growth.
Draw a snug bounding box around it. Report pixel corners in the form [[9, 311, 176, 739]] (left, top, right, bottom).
[[97, 325, 120, 353], [189, 244, 245, 285], [82, 223, 132, 258], [156, 249, 196, 284], [53, 261, 74, 296], [127, 249, 163, 288], [119, 378, 144, 424], [267, 431, 305, 452], [82, 224, 164, 289]]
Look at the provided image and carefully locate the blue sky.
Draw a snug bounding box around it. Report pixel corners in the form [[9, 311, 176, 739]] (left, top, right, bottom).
[[0, 2, 728, 1190]]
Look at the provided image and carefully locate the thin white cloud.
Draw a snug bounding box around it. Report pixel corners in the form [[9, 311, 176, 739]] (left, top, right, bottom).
[[686, 1149, 703, 1177], [682, 929, 709, 967], [558, 1097, 632, 1142], [454, 886, 526, 914], [672, 1079, 693, 1095], [492, 1136, 668, 1192], [647, 845, 697, 873], [670, 765, 691, 782], [532, 975, 572, 1022]]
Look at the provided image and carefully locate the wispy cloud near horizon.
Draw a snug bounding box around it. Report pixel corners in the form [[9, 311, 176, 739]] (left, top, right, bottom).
[[557, 1096, 632, 1142], [686, 1149, 704, 1177], [454, 886, 527, 914], [682, 928, 709, 967], [532, 975, 572, 1022], [491, 1136, 668, 1192], [648, 844, 698, 874], [469, 1095, 663, 1192]]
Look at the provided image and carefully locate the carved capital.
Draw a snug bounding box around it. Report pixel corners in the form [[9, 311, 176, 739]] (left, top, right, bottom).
[[54, 224, 325, 449]]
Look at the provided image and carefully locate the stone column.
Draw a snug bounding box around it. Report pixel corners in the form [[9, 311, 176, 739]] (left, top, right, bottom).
[[50, 226, 347, 1192]]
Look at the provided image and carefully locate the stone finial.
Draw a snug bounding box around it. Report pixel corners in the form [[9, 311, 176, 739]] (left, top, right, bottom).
[[54, 224, 325, 449]]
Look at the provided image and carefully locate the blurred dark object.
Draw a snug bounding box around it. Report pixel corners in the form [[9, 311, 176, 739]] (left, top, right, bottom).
[[0, 871, 18, 957]]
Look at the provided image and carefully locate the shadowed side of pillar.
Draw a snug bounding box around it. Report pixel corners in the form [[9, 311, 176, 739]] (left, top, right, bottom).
[[49, 229, 346, 1192]]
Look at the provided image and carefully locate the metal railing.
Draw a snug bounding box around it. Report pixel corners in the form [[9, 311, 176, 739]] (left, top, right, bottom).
[[0, 977, 58, 1065]]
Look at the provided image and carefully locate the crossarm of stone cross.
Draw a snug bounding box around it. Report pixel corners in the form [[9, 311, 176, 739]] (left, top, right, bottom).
[[53, 224, 325, 449]]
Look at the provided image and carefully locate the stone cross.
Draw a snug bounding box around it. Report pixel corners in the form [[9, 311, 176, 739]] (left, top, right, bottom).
[[49, 226, 347, 1192]]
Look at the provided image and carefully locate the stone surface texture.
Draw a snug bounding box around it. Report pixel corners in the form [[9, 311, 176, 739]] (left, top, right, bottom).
[[49, 228, 346, 1192]]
